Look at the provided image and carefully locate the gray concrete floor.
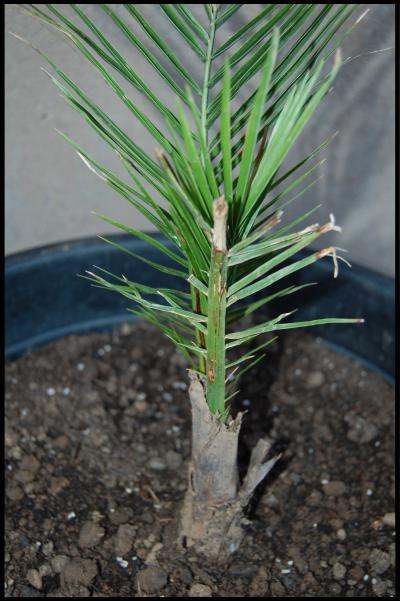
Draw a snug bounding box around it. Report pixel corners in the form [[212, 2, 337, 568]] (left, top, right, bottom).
[[5, 5, 395, 277]]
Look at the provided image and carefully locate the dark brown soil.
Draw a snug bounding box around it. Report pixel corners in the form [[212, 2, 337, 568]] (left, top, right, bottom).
[[5, 321, 395, 597]]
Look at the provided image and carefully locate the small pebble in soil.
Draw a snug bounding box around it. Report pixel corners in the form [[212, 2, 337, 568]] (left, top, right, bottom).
[[382, 512, 395, 527], [114, 524, 136, 555], [39, 563, 52, 577], [344, 411, 378, 443], [372, 578, 390, 596], [323, 480, 346, 496], [135, 400, 148, 413], [42, 541, 54, 556], [26, 568, 42, 590], [78, 521, 105, 548], [306, 370, 325, 388], [333, 562, 347, 580], [109, 507, 134, 526], [51, 556, 69, 574], [189, 583, 212, 597], [61, 558, 98, 587], [371, 519, 383, 530], [148, 457, 167, 471], [46, 387, 56, 396], [369, 549, 391, 575], [137, 566, 168, 593]]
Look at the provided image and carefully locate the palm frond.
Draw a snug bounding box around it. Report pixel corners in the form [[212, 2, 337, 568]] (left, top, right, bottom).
[[17, 4, 364, 418]]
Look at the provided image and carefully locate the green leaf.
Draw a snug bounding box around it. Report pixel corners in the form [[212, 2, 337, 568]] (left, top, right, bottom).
[[210, 5, 354, 168], [98, 4, 191, 105], [228, 246, 333, 307], [93, 213, 188, 268], [176, 100, 215, 213], [226, 311, 297, 341], [212, 5, 278, 58], [125, 5, 202, 92], [209, 4, 300, 88], [215, 4, 243, 28], [188, 274, 209, 297], [240, 57, 340, 236], [226, 337, 277, 369], [184, 88, 219, 199], [98, 236, 188, 280], [174, 5, 209, 44], [159, 4, 206, 60], [269, 317, 365, 330], [89, 265, 191, 303], [227, 283, 317, 324], [236, 29, 279, 205], [44, 4, 183, 133], [220, 63, 233, 209], [208, 4, 316, 124]]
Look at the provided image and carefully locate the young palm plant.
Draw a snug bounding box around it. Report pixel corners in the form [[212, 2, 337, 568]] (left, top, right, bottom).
[[17, 4, 365, 561]]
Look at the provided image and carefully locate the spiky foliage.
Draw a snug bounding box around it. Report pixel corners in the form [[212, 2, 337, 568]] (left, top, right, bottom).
[[18, 4, 364, 418]]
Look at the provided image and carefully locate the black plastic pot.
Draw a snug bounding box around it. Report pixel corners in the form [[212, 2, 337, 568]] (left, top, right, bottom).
[[5, 234, 395, 383]]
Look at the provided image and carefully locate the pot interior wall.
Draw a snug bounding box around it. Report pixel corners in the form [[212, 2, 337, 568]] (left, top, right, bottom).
[[5, 234, 395, 382]]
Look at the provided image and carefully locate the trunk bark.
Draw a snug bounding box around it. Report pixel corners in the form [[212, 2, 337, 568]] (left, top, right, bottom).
[[179, 370, 280, 562]]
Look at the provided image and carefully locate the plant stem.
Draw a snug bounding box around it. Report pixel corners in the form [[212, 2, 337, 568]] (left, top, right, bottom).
[[201, 4, 217, 143], [190, 283, 207, 374], [190, 4, 217, 374], [206, 196, 228, 415]]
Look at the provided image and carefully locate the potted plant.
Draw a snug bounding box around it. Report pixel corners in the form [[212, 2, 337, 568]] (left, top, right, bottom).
[[6, 5, 394, 597]]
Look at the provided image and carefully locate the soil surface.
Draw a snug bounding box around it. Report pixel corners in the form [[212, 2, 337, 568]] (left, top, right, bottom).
[[5, 321, 395, 597]]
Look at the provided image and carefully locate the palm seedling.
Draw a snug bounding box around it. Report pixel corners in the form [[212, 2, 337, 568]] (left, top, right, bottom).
[[17, 4, 365, 561]]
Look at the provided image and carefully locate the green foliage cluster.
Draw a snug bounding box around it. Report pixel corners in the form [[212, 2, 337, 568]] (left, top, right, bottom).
[[18, 5, 363, 417]]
